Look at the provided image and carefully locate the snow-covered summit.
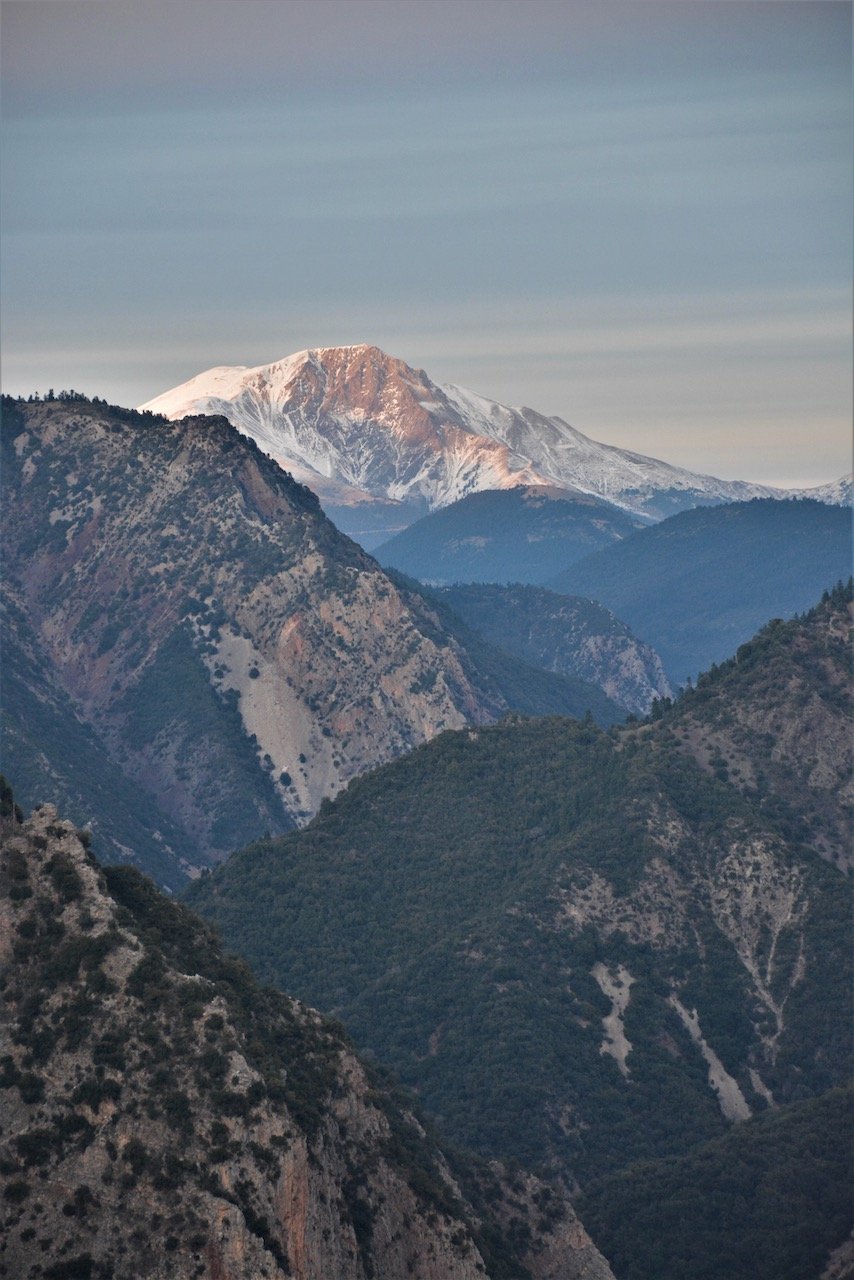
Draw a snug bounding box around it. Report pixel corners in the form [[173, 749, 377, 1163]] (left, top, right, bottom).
[[786, 475, 852, 507], [141, 345, 555, 515], [140, 345, 848, 528]]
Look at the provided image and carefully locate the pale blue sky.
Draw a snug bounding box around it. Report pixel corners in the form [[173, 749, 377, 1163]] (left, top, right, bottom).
[[2, 0, 851, 486]]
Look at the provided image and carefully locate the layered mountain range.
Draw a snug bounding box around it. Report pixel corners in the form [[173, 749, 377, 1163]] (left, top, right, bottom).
[[3, 351, 851, 1280], [0, 790, 614, 1280], [4, 321, 852, 1280], [550, 498, 853, 683], [374, 486, 645, 584], [140, 345, 849, 543], [189, 588, 852, 1275]]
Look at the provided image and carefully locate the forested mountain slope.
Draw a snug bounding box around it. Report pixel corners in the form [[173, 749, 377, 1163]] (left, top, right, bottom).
[[0, 790, 614, 1280], [188, 593, 852, 1208], [577, 1086, 853, 1280], [549, 498, 852, 684], [669, 580, 852, 870], [384, 571, 626, 725], [375, 486, 642, 585], [434, 584, 671, 716]]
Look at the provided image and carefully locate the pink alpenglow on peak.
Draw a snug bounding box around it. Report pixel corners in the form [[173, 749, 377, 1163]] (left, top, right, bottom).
[[140, 345, 851, 530]]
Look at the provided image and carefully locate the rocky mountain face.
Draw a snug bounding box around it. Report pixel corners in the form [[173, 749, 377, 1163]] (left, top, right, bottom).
[[2, 396, 530, 882], [0, 793, 615, 1280], [140, 347, 554, 542], [388, 574, 625, 728], [374, 486, 643, 585], [140, 345, 845, 536], [188, 593, 852, 1213], [433, 584, 671, 716], [550, 498, 853, 685]]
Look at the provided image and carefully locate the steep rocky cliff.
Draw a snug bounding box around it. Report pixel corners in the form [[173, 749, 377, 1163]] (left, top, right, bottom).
[[2, 396, 523, 880], [0, 795, 614, 1280]]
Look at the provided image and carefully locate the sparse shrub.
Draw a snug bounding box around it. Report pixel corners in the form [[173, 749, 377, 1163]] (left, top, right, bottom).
[[45, 853, 84, 903], [18, 1072, 45, 1103], [5, 848, 29, 881], [43, 1255, 95, 1279], [15, 1128, 54, 1166], [4, 1178, 30, 1203], [163, 1090, 193, 1131]]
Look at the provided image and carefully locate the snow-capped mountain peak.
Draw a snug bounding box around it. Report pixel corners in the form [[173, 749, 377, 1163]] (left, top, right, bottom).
[[141, 345, 556, 515], [140, 345, 848, 533]]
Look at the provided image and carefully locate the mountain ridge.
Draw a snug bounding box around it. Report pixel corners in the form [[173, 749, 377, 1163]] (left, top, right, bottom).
[[431, 584, 672, 715], [374, 486, 644, 585], [549, 497, 853, 684]]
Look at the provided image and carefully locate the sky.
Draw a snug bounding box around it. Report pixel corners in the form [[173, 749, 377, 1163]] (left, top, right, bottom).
[[1, 0, 851, 488]]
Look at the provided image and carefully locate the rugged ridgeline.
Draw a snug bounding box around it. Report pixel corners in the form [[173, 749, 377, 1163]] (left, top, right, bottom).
[[0, 793, 615, 1280], [549, 498, 853, 684], [140, 345, 846, 538], [433, 585, 671, 716], [2, 396, 623, 886], [188, 592, 852, 1263], [374, 487, 643, 585]]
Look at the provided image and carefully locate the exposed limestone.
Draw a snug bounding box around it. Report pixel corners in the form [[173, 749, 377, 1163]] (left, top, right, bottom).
[[669, 997, 752, 1123], [748, 1068, 775, 1108], [822, 1232, 854, 1280], [555, 856, 692, 949], [591, 963, 635, 1078], [550, 804, 825, 1117], [707, 839, 807, 1059], [435, 583, 671, 716]]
